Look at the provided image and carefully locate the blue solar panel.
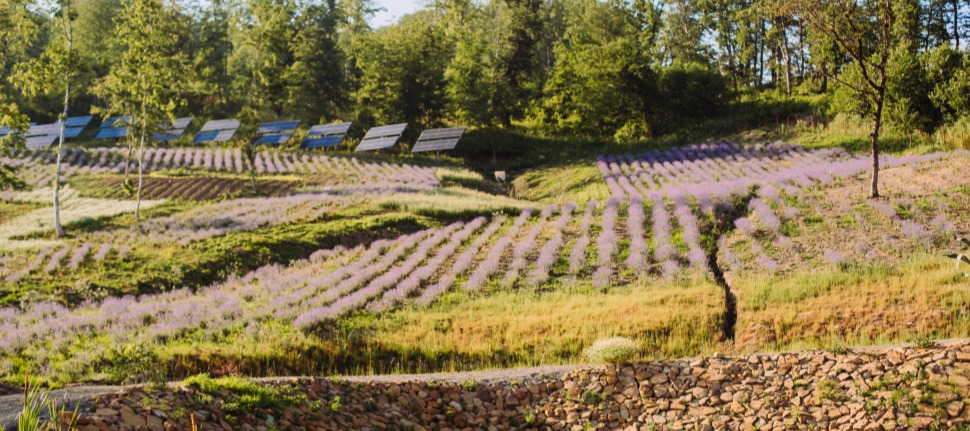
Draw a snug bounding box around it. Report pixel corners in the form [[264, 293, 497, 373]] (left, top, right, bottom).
[[193, 131, 220, 143], [62, 116, 94, 128], [94, 127, 129, 140], [301, 135, 344, 149], [64, 127, 84, 139], [254, 133, 292, 145], [0, 126, 9, 137], [100, 116, 131, 128], [257, 120, 300, 134], [194, 129, 237, 143], [154, 132, 181, 141]]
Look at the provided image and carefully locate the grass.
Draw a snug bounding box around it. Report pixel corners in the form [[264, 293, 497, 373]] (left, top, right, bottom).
[[376, 186, 533, 219], [0, 206, 436, 306], [733, 254, 970, 353], [112, 276, 727, 383], [183, 374, 314, 416]]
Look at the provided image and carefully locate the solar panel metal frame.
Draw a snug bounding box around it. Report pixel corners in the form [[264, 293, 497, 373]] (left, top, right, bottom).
[[198, 119, 240, 132], [254, 133, 293, 145], [94, 127, 129, 140], [25, 135, 58, 149], [355, 123, 407, 152], [257, 120, 300, 134], [411, 127, 466, 153]]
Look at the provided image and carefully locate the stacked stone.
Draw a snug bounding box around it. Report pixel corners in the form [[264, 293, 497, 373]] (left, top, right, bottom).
[[68, 340, 970, 431]]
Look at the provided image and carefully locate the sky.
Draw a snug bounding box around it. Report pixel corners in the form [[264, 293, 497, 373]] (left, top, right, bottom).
[[370, 0, 426, 28]]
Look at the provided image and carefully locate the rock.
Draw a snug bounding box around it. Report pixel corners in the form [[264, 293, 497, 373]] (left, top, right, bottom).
[[947, 401, 964, 418]]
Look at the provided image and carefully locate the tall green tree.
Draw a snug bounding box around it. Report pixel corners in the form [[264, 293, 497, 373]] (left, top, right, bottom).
[[0, 0, 36, 190], [354, 12, 449, 136], [538, 0, 661, 139], [231, 0, 296, 118], [12, 0, 83, 237], [190, 0, 233, 117], [493, 0, 543, 126], [284, 0, 346, 122], [96, 0, 187, 221]]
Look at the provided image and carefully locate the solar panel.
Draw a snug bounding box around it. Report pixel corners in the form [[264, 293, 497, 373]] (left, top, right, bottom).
[[61, 116, 94, 128], [64, 127, 85, 139], [194, 129, 237, 143], [0, 126, 9, 137], [307, 122, 352, 137], [355, 123, 407, 152], [100, 116, 131, 128], [154, 131, 185, 141], [198, 119, 240, 132], [25, 135, 58, 149], [254, 133, 293, 145], [257, 120, 300, 134], [94, 127, 129, 140], [168, 117, 193, 130], [28, 123, 63, 136], [301, 122, 352, 149], [411, 127, 466, 153], [301, 136, 345, 149]]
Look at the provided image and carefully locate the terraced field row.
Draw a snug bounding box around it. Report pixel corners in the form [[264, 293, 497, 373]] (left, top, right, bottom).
[[4, 147, 440, 195]]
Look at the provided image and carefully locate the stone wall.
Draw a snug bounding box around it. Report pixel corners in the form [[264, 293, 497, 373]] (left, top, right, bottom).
[[71, 340, 970, 430]]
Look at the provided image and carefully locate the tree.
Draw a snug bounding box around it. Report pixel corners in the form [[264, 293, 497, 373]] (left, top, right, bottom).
[[493, 0, 543, 126], [189, 0, 233, 117], [284, 0, 346, 122], [538, 0, 661, 139], [95, 0, 187, 221], [783, 0, 899, 198], [353, 12, 450, 136], [12, 0, 82, 237]]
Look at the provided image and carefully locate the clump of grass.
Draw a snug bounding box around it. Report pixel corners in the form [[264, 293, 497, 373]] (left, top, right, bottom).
[[183, 374, 311, 415], [376, 187, 531, 218], [436, 167, 485, 186], [582, 337, 640, 363]]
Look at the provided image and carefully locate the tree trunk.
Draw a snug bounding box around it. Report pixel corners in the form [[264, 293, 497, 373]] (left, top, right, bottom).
[[249, 144, 258, 194], [870, 92, 884, 199], [135, 91, 146, 222], [955, 0, 960, 49], [54, 76, 69, 238], [780, 21, 793, 95], [820, 63, 828, 93], [53, 2, 74, 238]]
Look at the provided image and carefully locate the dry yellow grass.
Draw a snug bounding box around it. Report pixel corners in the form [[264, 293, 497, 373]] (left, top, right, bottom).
[[733, 255, 970, 353], [368, 277, 726, 364]]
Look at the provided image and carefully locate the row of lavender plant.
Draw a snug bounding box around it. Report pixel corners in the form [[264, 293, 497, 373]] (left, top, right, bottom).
[[503, 205, 557, 287], [3, 242, 118, 283], [593, 197, 622, 288], [414, 216, 507, 306], [526, 202, 577, 287], [12, 147, 440, 189], [463, 208, 534, 291], [566, 201, 597, 274]]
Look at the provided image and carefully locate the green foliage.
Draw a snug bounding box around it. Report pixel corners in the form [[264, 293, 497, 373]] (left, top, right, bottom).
[[353, 12, 449, 137], [184, 374, 308, 415]]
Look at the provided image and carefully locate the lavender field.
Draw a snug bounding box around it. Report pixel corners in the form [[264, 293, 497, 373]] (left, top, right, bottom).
[[0, 141, 967, 384]]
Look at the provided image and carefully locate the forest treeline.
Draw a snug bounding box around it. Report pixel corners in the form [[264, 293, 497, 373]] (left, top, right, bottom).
[[1, 0, 969, 143]]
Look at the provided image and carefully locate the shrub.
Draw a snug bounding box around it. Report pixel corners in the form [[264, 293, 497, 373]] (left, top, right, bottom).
[[582, 337, 640, 363]]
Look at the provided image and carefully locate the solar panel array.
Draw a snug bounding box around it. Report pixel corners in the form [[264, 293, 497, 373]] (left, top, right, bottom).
[[94, 116, 130, 141], [194, 119, 240, 143], [254, 120, 300, 146], [23, 116, 96, 148], [411, 127, 466, 153], [0, 126, 10, 137], [301, 122, 352, 149], [355, 123, 407, 152], [154, 117, 193, 142], [25, 135, 58, 149]]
